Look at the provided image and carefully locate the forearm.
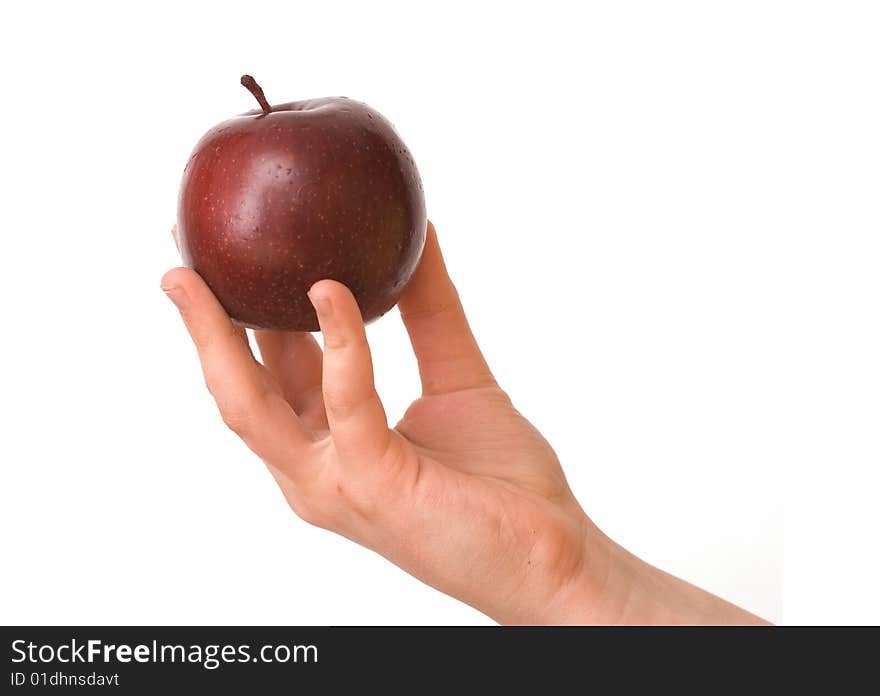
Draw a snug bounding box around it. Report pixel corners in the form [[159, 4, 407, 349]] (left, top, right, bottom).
[[544, 527, 771, 626], [605, 543, 770, 625]]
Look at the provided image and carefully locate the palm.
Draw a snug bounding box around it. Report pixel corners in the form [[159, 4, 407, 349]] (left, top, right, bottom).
[[397, 386, 565, 495], [382, 386, 590, 622]]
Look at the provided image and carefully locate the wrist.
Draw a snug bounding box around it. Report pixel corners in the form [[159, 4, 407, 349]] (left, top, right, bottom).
[[522, 520, 626, 625]]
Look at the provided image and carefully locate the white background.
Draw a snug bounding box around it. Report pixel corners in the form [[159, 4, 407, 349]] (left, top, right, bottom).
[[1, 1, 877, 625]]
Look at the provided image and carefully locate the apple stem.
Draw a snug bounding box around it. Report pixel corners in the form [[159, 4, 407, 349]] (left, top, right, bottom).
[[240, 75, 272, 114]]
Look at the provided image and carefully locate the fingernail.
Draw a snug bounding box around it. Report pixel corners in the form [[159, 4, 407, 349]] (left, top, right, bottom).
[[308, 291, 332, 319], [161, 283, 189, 311]]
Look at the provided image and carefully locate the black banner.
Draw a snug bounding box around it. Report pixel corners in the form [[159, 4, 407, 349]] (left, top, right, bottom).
[[0, 626, 871, 692]]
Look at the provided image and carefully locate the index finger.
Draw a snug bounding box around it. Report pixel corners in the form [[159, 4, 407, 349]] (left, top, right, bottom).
[[161, 267, 315, 469]]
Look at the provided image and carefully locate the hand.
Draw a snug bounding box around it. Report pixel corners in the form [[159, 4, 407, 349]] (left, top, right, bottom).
[[162, 222, 768, 625]]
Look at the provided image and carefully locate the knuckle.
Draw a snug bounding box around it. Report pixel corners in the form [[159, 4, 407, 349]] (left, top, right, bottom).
[[216, 384, 270, 436], [323, 333, 368, 352], [219, 405, 251, 436], [400, 297, 463, 323], [324, 386, 376, 419]]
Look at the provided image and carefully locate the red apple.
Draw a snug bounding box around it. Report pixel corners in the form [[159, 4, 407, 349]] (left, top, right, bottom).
[[177, 75, 427, 331]]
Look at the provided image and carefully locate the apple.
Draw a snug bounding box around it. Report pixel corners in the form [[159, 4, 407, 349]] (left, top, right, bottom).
[[177, 75, 427, 331]]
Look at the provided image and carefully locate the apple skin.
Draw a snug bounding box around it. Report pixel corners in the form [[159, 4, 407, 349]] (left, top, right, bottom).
[[177, 96, 426, 331]]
